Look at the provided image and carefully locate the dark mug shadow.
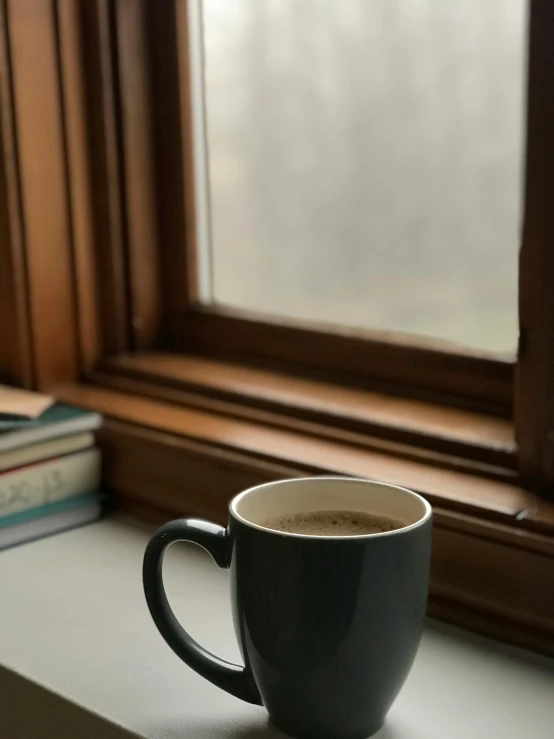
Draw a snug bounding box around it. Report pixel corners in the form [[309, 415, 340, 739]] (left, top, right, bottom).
[[142, 715, 405, 739], [233, 723, 403, 739]]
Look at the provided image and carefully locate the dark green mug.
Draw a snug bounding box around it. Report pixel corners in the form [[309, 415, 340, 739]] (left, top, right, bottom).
[[143, 477, 432, 739]]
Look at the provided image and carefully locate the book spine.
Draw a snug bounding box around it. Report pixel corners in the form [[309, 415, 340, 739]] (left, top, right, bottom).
[[0, 492, 103, 528], [0, 449, 101, 518], [0, 498, 102, 550]]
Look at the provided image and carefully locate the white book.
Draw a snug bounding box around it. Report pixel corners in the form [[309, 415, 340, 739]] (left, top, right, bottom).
[[0, 497, 102, 549], [0, 432, 94, 472], [0, 448, 101, 518]]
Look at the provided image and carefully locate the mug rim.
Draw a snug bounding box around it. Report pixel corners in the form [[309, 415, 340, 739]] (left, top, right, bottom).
[[229, 476, 432, 540]]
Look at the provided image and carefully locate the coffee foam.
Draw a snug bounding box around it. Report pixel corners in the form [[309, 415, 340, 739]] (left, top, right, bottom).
[[261, 510, 403, 537]]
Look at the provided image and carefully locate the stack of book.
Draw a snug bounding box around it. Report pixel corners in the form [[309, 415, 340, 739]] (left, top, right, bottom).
[[0, 390, 103, 550]]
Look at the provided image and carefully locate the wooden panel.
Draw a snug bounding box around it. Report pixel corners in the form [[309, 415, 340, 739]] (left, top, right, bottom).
[[99, 421, 298, 524], [56, 0, 102, 373], [431, 525, 554, 635], [102, 352, 516, 470], [428, 597, 554, 657], [94, 369, 519, 489], [105, 0, 194, 344], [55, 383, 554, 533], [6, 0, 78, 389], [114, 0, 160, 348], [0, 2, 33, 387], [516, 1, 554, 498], [93, 417, 554, 655], [79, 0, 129, 355], [174, 0, 199, 304], [180, 306, 514, 414], [148, 0, 196, 334]]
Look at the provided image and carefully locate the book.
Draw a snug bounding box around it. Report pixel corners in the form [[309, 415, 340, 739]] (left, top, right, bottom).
[[0, 432, 94, 473], [0, 403, 101, 453], [0, 448, 101, 518], [0, 491, 101, 528], [0, 384, 53, 423], [0, 494, 102, 549]]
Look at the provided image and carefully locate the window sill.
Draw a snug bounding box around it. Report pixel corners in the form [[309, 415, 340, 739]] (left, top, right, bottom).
[[1, 516, 553, 739], [97, 352, 517, 471], [53, 379, 554, 655]]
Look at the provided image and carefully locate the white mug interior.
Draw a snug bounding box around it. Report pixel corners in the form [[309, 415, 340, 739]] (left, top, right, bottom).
[[231, 477, 432, 538]]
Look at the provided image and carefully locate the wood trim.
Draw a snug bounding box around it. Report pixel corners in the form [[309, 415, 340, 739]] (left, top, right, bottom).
[[56, 0, 102, 374], [0, 1, 33, 388], [99, 353, 516, 472], [5, 0, 78, 390], [428, 597, 554, 658], [113, 0, 160, 349], [516, 1, 554, 499], [431, 523, 554, 636], [93, 370, 517, 492], [70, 405, 554, 656], [108, 0, 196, 342], [177, 306, 514, 415], [174, 0, 200, 304], [147, 0, 197, 330], [55, 383, 554, 533], [79, 0, 129, 355]]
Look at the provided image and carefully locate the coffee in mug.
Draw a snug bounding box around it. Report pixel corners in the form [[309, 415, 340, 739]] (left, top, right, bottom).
[[261, 509, 403, 536], [143, 477, 432, 739]]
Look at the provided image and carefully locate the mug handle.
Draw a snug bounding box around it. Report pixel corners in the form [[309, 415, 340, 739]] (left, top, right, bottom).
[[142, 518, 262, 705]]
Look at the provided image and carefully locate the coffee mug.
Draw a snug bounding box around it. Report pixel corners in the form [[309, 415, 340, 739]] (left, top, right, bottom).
[[143, 477, 432, 738]]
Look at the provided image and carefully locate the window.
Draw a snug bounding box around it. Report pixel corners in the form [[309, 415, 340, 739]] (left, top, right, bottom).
[[0, 0, 553, 655], [157, 0, 531, 412], [197, 0, 525, 356]]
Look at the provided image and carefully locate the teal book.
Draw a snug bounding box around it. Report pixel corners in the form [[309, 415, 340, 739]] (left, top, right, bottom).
[[0, 493, 103, 550], [0, 403, 101, 453], [0, 492, 103, 528]]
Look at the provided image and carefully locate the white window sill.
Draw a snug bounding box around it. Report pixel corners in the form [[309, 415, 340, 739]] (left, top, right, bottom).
[[1, 516, 552, 739]]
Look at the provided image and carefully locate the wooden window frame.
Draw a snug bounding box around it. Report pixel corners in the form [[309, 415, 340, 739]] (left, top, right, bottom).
[[0, 0, 553, 655]]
